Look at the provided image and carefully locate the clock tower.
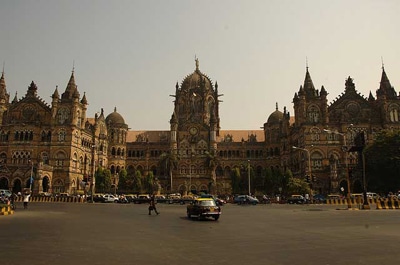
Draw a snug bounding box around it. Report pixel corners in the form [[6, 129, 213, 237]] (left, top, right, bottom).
[[169, 58, 221, 194]]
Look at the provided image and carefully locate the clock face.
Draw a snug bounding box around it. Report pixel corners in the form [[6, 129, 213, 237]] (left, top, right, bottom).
[[189, 127, 198, 135]]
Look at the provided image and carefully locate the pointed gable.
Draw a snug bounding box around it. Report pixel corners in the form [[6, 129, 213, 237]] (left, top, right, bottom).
[[377, 67, 397, 99], [303, 68, 316, 98], [61, 71, 78, 100]]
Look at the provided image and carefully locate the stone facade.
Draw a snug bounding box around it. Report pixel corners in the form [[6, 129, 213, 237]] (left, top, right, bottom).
[[0, 60, 399, 196]]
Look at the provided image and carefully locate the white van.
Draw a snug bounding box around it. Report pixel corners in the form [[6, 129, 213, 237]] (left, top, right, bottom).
[[0, 189, 12, 198], [366, 192, 379, 199]]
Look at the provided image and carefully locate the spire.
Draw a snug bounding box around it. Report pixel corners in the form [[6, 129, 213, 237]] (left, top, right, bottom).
[[368, 91, 375, 101], [0, 69, 6, 100], [345, 76, 355, 91], [320, 85, 327, 97], [62, 68, 78, 99], [377, 66, 397, 99], [52, 85, 59, 99], [27, 81, 38, 97], [12, 92, 18, 103], [303, 67, 316, 93], [80, 92, 88, 104]]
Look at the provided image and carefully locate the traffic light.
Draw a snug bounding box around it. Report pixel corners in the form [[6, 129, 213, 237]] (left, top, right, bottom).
[[306, 175, 310, 183]]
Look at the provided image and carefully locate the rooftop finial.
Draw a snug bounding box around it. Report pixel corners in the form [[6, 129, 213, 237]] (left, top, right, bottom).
[[275, 102, 278, 111], [2, 61, 4, 76], [114, 106, 117, 112], [306, 57, 309, 71], [72, 60, 75, 73], [195, 55, 199, 71], [381, 56, 385, 71]]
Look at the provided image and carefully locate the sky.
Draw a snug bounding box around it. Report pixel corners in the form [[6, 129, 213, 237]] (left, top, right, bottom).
[[1, 0, 399, 130]]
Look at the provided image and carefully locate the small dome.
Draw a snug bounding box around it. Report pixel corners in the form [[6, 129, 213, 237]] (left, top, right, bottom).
[[267, 103, 283, 124], [106, 107, 125, 125]]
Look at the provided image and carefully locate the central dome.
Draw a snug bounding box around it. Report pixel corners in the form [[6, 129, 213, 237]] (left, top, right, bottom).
[[180, 58, 213, 91]]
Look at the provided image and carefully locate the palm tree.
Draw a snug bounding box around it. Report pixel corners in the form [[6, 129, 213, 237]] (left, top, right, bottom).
[[205, 151, 219, 194], [159, 151, 179, 192]]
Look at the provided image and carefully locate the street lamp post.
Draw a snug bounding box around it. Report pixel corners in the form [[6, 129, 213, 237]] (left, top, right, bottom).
[[292, 146, 312, 202], [248, 160, 251, 196], [324, 129, 352, 209], [91, 145, 96, 203], [29, 160, 34, 192]]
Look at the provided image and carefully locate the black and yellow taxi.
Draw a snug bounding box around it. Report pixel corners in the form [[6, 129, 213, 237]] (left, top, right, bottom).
[[187, 197, 221, 220]]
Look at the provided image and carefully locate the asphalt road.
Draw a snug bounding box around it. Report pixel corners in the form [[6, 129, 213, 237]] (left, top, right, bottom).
[[2, 202, 400, 265]]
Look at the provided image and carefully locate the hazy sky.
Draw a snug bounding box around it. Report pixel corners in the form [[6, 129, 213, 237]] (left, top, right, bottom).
[[1, 0, 399, 130]]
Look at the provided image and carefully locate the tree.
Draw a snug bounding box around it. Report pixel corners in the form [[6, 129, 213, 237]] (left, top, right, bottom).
[[364, 130, 400, 194], [287, 177, 310, 195], [159, 151, 178, 192], [205, 151, 219, 194], [117, 169, 129, 193], [144, 171, 154, 194], [230, 166, 241, 194], [133, 170, 142, 193], [95, 167, 112, 193]]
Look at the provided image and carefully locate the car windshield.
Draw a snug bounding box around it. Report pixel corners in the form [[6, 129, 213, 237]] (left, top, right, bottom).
[[200, 200, 216, 206]]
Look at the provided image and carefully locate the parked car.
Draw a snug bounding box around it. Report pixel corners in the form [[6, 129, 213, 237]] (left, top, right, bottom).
[[103, 194, 118, 203], [366, 192, 380, 199], [287, 195, 306, 204], [327, 194, 342, 200], [86, 194, 106, 203], [133, 194, 151, 204], [124, 195, 137, 203], [0, 189, 12, 198], [155, 195, 168, 203], [234, 195, 259, 205], [38, 192, 52, 197], [313, 194, 326, 203], [187, 198, 221, 220], [179, 195, 197, 205]]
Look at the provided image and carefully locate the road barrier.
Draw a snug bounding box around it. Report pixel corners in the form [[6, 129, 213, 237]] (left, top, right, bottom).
[[14, 196, 85, 203], [376, 198, 400, 210], [0, 205, 14, 216]]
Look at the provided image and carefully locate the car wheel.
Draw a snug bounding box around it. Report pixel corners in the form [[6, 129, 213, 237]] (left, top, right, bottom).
[[213, 215, 220, 221], [187, 211, 191, 219]]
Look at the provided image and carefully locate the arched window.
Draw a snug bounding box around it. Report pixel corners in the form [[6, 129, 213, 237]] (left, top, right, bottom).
[[77, 110, 81, 127], [311, 152, 323, 170], [390, 108, 399, 122], [41, 152, 49, 164], [308, 106, 320, 123], [58, 130, 66, 142], [72, 153, 78, 169], [55, 152, 66, 167], [79, 156, 84, 173]]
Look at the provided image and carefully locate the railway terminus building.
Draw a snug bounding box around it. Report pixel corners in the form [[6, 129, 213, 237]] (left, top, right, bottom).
[[0, 59, 399, 196]]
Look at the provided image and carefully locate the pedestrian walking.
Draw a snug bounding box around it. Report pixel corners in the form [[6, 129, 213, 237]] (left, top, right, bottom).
[[23, 192, 31, 209], [148, 195, 159, 215], [10, 193, 16, 210]]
